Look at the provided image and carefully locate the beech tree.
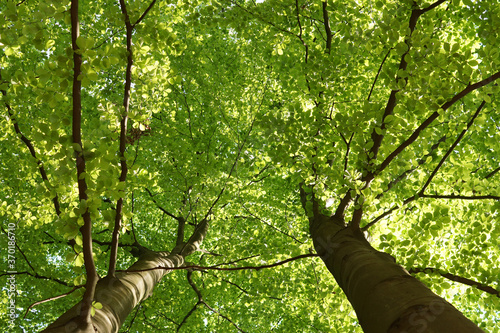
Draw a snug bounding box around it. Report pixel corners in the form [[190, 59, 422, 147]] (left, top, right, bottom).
[[1, 0, 499, 332]]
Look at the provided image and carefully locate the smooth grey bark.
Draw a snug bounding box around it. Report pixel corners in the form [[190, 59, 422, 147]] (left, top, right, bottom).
[[42, 220, 209, 333], [309, 214, 484, 333]]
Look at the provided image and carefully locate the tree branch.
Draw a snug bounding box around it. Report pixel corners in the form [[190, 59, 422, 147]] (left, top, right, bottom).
[[186, 271, 247, 332], [132, 0, 157, 28], [228, 0, 300, 40], [203, 81, 267, 220], [420, 194, 500, 200], [0, 271, 70, 287], [375, 70, 500, 177], [361, 196, 415, 231], [367, 48, 391, 101], [201, 300, 247, 333], [368, 0, 447, 161], [119, 253, 319, 273], [0, 71, 62, 216], [177, 301, 201, 332], [484, 166, 500, 179], [145, 188, 184, 221], [409, 267, 499, 297], [239, 206, 304, 244], [109, 0, 133, 278], [322, 1, 332, 53], [70, 0, 98, 323], [23, 286, 83, 319], [376, 135, 447, 200], [420, 100, 485, 194], [368, 5, 427, 162]]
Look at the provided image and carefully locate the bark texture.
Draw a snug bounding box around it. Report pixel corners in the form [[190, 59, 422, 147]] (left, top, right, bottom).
[[42, 220, 209, 332], [309, 214, 484, 333], [42, 250, 182, 333]]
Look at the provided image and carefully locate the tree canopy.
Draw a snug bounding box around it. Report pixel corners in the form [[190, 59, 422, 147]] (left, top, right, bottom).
[[1, 0, 499, 332]]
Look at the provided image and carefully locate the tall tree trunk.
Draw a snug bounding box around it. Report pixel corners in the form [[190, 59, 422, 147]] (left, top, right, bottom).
[[43, 220, 209, 332], [42, 250, 183, 333], [309, 214, 484, 333]]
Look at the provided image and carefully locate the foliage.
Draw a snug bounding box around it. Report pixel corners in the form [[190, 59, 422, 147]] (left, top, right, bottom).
[[0, 0, 499, 332]]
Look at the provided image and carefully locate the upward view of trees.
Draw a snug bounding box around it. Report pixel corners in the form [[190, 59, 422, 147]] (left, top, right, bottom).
[[1, 0, 499, 332]]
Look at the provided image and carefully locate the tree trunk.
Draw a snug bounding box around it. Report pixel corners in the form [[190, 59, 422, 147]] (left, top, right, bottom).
[[42, 250, 183, 333], [309, 214, 484, 333], [43, 220, 209, 332]]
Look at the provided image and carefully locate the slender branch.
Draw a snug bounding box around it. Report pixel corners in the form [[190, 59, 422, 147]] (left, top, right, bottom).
[[132, 0, 157, 28], [368, 2, 441, 162], [322, 1, 332, 53], [177, 271, 202, 331], [70, 0, 97, 322], [362, 191, 499, 232], [182, 91, 194, 140], [343, 133, 354, 176], [376, 135, 447, 199], [119, 253, 319, 273], [0, 71, 62, 216], [409, 267, 499, 297], [145, 188, 183, 221], [420, 101, 485, 194], [484, 166, 500, 179], [201, 300, 247, 333], [295, 0, 304, 42], [0, 271, 70, 287], [420, 0, 448, 13], [367, 0, 449, 170], [210, 254, 260, 268], [203, 80, 268, 220], [23, 286, 83, 319], [186, 271, 247, 332], [177, 301, 201, 332], [186, 271, 203, 300], [361, 196, 415, 231], [206, 271, 281, 300], [130, 191, 138, 243], [239, 207, 304, 244], [420, 194, 500, 200], [367, 48, 391, 101], [123, 302, 142, 333], [10, 232, 36, 272], [109, 0, 133, 278], [246, 164, 271, 186], [294, 0, 309, 64]]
